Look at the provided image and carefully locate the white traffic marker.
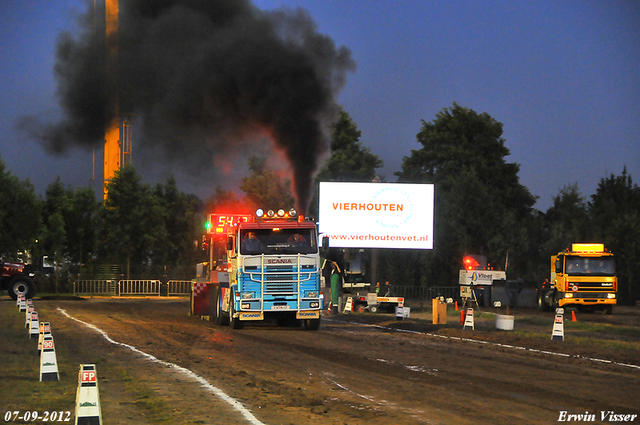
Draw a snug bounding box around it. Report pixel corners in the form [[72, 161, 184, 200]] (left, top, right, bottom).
[[39, 335, 59, 381], [75, 364, 102, 425], [463, 308, 475, 330], [29, 311, 40, 340], [25, 305, 34, 328], [38, 322, 51, 355], [343, 297, 353, 314], [551, 308, 565, 341]]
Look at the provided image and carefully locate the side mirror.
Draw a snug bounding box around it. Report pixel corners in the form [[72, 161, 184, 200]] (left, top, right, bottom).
[[226, 235, 233, 252], [320, 236, 329, 257]]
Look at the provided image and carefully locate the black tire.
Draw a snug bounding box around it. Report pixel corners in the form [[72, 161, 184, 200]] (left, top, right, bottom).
[[603, 305, 613, 315], [215, 288, 229, 326], [537, 291, 549, 312], [7, 275, 36, 301], [229, 299, 244, 329], [551, 290, 560, 310], [303, 318, 321, 331], [369, 305, 378, 314]]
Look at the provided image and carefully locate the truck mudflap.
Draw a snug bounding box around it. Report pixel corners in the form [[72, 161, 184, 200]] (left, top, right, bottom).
[[296, 310, 321, 319]]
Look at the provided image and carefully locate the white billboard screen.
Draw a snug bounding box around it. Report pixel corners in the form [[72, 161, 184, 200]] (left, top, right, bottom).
[[319, 182, 434, 249]]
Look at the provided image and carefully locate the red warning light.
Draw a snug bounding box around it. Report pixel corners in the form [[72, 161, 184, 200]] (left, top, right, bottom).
[[463, 256, 479, 270], [462, 255, 487, 270]]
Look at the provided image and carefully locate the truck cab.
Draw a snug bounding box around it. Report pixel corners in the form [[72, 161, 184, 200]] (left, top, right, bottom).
[[540, 243, 616, 313], [212, 208, 323, 330]]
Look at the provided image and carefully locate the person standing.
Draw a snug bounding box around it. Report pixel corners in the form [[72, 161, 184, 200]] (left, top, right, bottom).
[[384, 280, 393, 297], [330, 261, 342, 315]]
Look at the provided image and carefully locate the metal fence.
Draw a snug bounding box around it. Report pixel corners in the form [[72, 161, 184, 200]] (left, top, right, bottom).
[[392, 286, 460, 302], [167, 280, 192, 295], [72, 281, 459, 301], [118, 280, 161, 296], [74, 280, 116, 295], [73, 279, 192, 297]]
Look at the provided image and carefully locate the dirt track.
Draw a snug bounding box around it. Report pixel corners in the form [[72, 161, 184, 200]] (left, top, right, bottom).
[[5, 298, 640, 424]]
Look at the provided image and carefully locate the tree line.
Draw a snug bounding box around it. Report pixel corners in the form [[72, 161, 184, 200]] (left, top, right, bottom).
[[1, 103, 638, 303]]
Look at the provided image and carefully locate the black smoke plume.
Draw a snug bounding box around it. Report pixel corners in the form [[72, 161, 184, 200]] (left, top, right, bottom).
[[23, 0, 354, 212]]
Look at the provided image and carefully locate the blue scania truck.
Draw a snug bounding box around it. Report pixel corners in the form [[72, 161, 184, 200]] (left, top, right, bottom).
[[206, 208, 323, 330]]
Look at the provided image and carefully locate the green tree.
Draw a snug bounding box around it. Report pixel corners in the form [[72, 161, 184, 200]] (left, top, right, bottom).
[[543, 183, 590, 252], [42, 178, 70, 292], [0, 155, 42, 260], [240, 156, 295, 211], [589, 168, 640, 304], [315, 108, 383, 182], [309, 107, 383, 217], [152, 177, 200, 271], [395, 103, 537, 285], [100, 165, 164, 278], [66, 186, 98, 267], [204, 186, 254, 216]]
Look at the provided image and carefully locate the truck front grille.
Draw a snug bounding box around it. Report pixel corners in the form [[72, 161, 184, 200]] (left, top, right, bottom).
[[570, 282, 615, 292], [240, 255, 318, 295]]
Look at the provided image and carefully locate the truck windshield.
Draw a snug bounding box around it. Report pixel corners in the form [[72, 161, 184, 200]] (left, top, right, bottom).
[[565, 256, 615, 276], [240, 228, 317, 255]]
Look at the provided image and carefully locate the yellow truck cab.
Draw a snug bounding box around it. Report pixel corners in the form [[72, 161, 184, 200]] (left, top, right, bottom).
[[539, 243, 616, 314]]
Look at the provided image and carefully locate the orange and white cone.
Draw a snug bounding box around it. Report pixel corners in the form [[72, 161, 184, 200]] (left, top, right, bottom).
[[75, 364, 102, 425], [571, 310, 577, 322], [39, 335, 59, 381]]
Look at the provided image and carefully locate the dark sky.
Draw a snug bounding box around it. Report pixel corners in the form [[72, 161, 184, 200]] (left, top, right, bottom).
[[1, 0, 638, 211]]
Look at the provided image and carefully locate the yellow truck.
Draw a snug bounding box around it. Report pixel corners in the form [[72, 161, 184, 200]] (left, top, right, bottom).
[[538, 243, 616, 314]]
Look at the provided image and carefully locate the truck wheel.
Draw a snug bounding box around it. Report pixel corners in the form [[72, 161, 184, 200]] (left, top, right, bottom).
[[603, 306, 613, 315], [537, 291, 549, 312], [551, 291, 560, 310], [229, 300, 244, 329], [303, 318, 321, 331], [215, 288, 229, 326], [369, 305, 378, 314], [7, 275, 36, 301]]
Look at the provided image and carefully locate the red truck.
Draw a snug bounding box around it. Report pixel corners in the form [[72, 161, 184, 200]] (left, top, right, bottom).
[[1, 259, 36, 300]]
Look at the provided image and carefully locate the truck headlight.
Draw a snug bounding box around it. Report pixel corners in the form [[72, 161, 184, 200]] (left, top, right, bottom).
[[307, 291, 318, 298], [310, 302, 319, 308], [241, 303, 251, 309], [242, 292, 255, 299], [564, 293, 574, 298], [607, 293, 616, 299]]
